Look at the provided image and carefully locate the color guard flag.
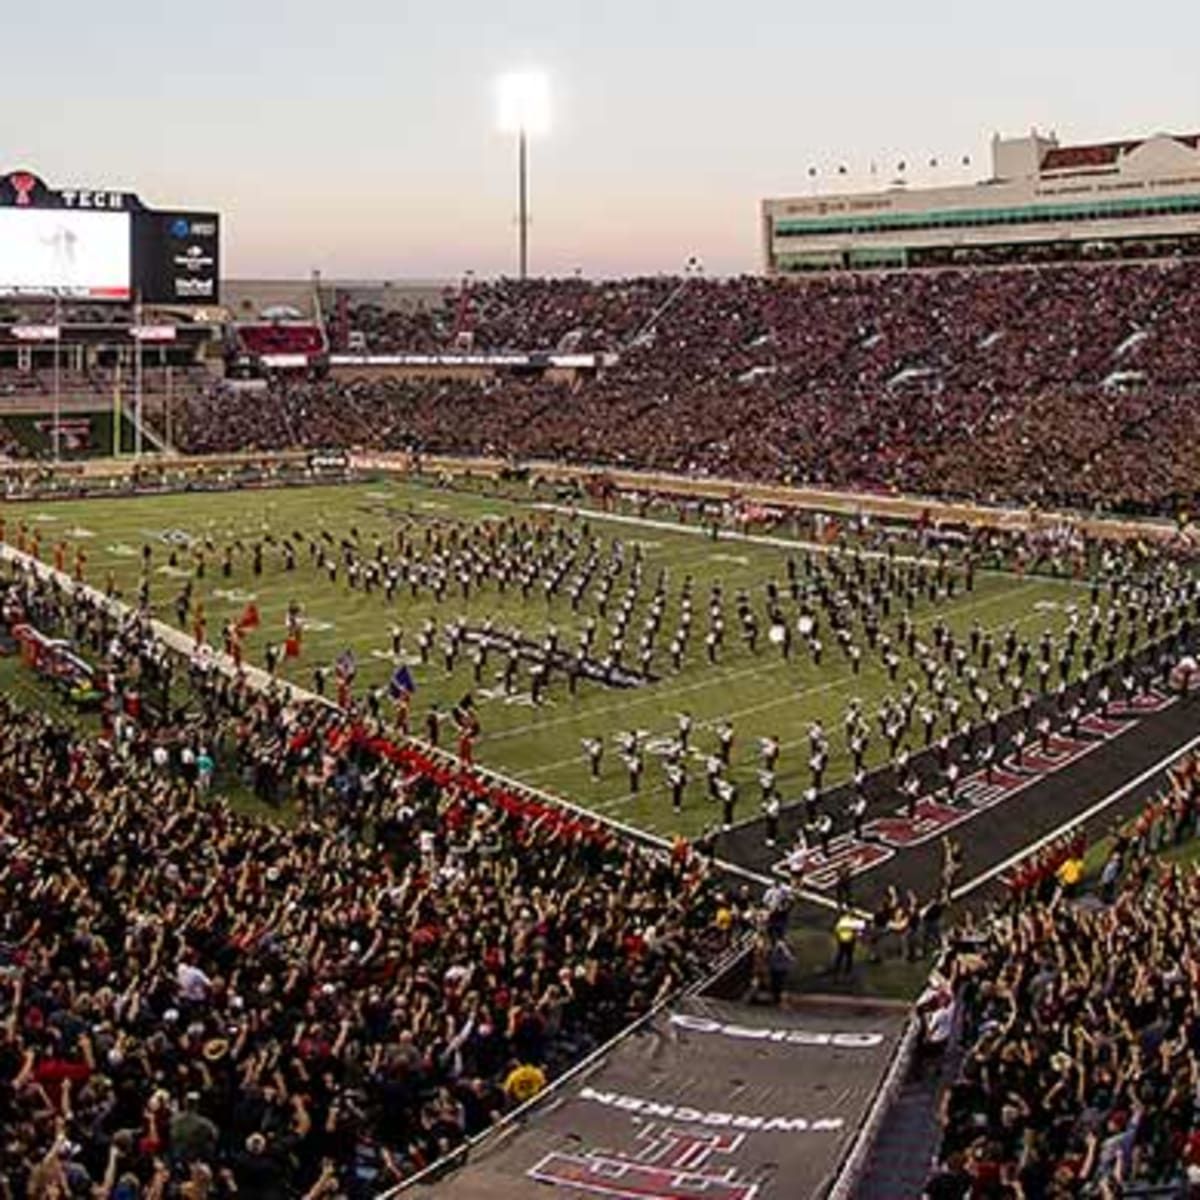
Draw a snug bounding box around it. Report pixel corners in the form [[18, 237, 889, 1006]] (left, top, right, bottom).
[[389, 664, 416, 697]]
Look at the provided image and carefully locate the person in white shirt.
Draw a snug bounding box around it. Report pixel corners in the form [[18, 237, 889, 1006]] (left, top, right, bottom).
[[418, 827, 437, 867], [763, 792, 781, 848], [177, 960, 212, 1003], [785, 830, 809, 882]]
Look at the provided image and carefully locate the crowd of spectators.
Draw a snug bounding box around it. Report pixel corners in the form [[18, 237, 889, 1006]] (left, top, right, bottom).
[[343, 277, 653, 356], [0, 564, 742, 1199], [999, 750, 1200, 911], [0, 367, 49, 399], [169, 260, 1200, 514], [926, 752, 1200, 1198], [0, 305, 134, 328]]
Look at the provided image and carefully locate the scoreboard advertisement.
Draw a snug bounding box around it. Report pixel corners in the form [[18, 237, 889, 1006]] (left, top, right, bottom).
[[0, 169, 220, 304], [133, 211, 221, 304]]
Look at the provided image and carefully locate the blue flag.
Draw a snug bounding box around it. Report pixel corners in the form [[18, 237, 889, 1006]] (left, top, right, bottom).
[[390, 664, 416, 697], [335, 648, 357, 681]]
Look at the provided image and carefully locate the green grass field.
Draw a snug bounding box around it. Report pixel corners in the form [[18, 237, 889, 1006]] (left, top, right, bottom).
[[1, 475, 1097, 839]]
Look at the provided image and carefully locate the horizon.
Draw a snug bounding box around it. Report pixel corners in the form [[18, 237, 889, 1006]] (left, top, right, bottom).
[[3, 0, 1196, 279]]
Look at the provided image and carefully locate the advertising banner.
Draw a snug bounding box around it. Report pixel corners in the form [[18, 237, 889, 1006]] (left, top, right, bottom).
[[132, 211, 220, 304]]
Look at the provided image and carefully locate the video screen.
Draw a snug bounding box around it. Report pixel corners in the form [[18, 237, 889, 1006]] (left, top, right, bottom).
[[0, 208, 131, 299]]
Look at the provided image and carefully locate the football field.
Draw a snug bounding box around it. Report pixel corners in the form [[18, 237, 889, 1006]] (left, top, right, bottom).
[[2, 475, 1094, 839]]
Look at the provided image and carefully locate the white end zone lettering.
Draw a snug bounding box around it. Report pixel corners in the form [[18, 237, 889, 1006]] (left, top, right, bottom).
[[669, 1013, 884, 1048], [773, 834, 894, 889]]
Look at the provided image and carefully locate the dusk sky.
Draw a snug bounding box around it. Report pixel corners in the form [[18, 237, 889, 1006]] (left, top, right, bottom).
[[4, 0, 1196, 280]]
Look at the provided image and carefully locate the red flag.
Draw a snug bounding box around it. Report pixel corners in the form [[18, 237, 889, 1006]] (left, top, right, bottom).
[[237, 602, 260, 631]]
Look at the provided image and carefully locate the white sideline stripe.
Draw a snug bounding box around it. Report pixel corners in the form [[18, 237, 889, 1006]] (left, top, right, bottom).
[[534, 502, 947, 566], [356, 452, 1179, 546], [710, 858, 846, 913], [950, 727, 1200, 901], [0, 543, 820, 906]]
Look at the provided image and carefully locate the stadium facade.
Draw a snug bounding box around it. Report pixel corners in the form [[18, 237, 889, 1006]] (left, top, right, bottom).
[[762, 129, 1200, 272]]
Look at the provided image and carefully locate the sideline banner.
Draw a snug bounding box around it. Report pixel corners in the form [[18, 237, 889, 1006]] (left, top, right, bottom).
[[418, 994, 907, 1200]]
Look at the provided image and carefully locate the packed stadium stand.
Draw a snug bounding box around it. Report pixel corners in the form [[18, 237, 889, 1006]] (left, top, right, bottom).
[[930, 811, 1200, 1196], [0, 561, 740, 1196], [172, 260, 1200, 514]]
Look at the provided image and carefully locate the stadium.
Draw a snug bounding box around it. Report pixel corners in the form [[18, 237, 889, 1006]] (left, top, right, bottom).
[[3, 114, 1200, 1200]]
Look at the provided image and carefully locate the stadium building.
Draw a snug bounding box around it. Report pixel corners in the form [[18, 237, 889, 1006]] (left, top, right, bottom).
[[763, 128, 1200, 272]]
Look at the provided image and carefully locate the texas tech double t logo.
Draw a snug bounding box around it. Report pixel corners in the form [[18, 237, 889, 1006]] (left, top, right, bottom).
[[529, 1124, 759, 1200]]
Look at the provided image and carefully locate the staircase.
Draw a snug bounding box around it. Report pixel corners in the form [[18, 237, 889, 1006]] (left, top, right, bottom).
[[853, 1063, 944, 1198]]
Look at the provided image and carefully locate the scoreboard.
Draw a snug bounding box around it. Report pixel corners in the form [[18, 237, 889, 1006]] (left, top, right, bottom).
[[0, 169, 219, 304]]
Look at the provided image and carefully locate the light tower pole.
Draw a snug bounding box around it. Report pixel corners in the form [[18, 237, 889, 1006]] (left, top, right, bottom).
[[497, 70, 550, 281], [518, 126, 529, 280]]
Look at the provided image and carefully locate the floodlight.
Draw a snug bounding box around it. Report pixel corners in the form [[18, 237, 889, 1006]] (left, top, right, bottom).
[[497, 70, 551, 137], [496, 70, 551, 278]]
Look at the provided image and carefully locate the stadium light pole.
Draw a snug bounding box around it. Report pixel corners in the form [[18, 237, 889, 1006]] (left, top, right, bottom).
[[133, 293, 143, 459], [52, 294, 62, 463], [497, 70, 550, 280]]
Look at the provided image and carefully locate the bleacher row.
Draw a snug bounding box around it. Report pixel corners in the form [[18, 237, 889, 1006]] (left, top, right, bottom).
[[176, 260, 1200, 514], [340, 261, 1200, 379], [3, 260, 1200, 511]]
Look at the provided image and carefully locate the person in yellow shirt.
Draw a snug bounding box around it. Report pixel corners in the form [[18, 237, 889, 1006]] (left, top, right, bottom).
[[833, 910, 864, 978], [1056, 856, 1083, 897], [504, 1062, 547, 1105]]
